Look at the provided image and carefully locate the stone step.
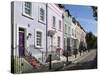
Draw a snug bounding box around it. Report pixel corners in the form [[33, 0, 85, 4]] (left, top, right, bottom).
[[24, 56, 43, 69]]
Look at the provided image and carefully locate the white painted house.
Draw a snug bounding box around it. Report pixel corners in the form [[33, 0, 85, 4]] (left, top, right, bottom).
[[11, 1, 47, 63], [47, 4, 64, 60], [71, 17, 77, 54]]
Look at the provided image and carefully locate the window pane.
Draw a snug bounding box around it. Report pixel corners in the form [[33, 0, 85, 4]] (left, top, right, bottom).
[[24, 2, 31, 16], [25, 2, 31, 8], [53, 16, 56, 27], [25, 8, 31, 15], [57, 36, 60, 47], [68, 27, 70, 33], [36, 31, 42, 46], [40, 8, 44, 21], [65, 24, 67, 33], [59, 20, 61, 30]]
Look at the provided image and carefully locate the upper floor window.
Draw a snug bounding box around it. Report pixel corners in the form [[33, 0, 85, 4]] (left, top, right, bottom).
[[59, 20, 61, 31], [72, 29, 74, 36], [40, 8, 45, 21], [65, 24, 67, 33], [75, 31, 76, 37], [52, 16, 56, 28], [24, 2, 32, 16], [68, 27, 70, 33]]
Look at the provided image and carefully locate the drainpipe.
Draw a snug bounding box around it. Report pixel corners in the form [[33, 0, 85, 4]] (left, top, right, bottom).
[[63, 13, 64, 56], [11, 2, 14, 73], [46, 4, 48, 57]]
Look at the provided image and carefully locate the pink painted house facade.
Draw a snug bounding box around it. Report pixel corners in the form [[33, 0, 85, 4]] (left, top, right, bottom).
[[47, 4, 64, 60]]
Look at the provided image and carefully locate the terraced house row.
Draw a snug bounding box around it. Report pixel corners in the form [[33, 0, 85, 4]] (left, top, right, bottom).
[[11, 1, 87, 72], [64, 10, 87, 56]]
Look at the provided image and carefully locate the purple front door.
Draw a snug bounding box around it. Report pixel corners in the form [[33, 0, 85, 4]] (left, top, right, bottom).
[[19, 31, 25, 57]]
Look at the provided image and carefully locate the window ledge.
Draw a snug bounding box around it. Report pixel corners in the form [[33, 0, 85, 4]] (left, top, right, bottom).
[[34, 45, 43, 49], [51, 27, 56, 29], [38, 20, 46, 25], [22, 13, 33, 20], [64, 32, 67, 34], [58, 29, 62, 32]]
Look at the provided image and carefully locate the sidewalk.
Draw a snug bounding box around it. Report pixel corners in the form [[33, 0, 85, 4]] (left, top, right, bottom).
[[50, 50, 89, 64], [22, 50, 96, 73], [68, 51, 90, 63], [38, 50, 96, 71], [68, 50, 95, 64]]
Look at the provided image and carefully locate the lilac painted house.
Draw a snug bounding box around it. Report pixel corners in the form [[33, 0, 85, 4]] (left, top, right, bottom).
[[11, 1, 47, 64]]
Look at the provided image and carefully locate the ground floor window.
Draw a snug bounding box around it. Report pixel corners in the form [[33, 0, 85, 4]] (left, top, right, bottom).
[[36, 31, 42, 47], [57, 36, 61, 47]]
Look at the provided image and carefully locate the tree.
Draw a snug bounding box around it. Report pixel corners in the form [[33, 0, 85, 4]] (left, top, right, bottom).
[[91, 6, 97, 21], [85, 32, 97, 50], [79, 41, 84, 56]]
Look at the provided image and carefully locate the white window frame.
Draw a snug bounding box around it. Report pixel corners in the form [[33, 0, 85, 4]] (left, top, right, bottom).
[[38, 5, 46, 24], [22, 2, 33, 19], [35, 29, 43, 48], [39, 8, 45, 22]]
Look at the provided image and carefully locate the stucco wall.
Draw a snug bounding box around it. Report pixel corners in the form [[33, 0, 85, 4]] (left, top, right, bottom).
[[47, 4, 64, 53], [13, 1, 47, 57]]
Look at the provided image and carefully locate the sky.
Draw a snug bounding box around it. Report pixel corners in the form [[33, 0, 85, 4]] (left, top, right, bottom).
[[64, 4, 97, 36]]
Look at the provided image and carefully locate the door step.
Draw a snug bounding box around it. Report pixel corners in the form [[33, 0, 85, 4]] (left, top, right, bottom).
[[24, 56, 43, 69]]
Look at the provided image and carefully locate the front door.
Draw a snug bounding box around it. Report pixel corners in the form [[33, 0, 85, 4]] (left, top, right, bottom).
[[19, 28, 25, 57]]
